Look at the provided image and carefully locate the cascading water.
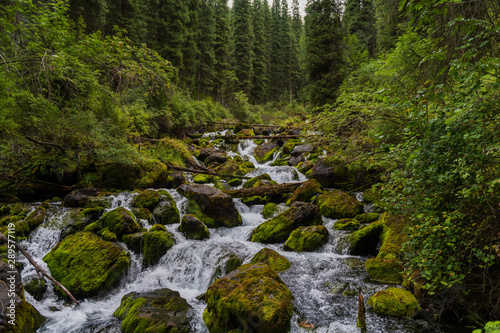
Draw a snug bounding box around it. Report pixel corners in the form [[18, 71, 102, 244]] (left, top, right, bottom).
[[18, 134, 453, 333]]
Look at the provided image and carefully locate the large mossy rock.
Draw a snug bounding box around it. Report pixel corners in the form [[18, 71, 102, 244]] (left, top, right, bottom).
[[98, 207, 141, 240], [131, 190, 160, 211], [114, 288, 192, 333], [349, 222, 385, 256], [286, 179, 324, 206], [473, 321, 500, 333], [243, 174, 273, 189], [333, 218, 360, 231], [178, 214, 210, 240], [203, 263, 294, 333], [283, 225, 329, 252], [43, 232, 131, 299], [250, 248, 291, 272], [177, 184, 242, 228], [143, 228, 174, 268], [365, 258, 403, 284], [310, 156, 354, 189], [316, 189, 363, 219], [152, 190, 180, 225], [368, 287, 421, 319], [0, 279, 45, 333], [251, 202, 322, 244], [254, 140, 280, 163], [215, 159, 255, 177], [62, 188, 99, 207], [198, 147, 228, 165]]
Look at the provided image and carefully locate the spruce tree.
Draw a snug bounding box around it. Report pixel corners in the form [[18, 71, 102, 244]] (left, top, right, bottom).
[[195, 0, 216, 99], [374, 0, 404, 52], [269, 0, 283, 100], [251, 0, 270, 103], [179, 0, 201, 92], [68, 0, 107, 33], [213, 0, 232, 103], [304, 0, 344, 106], [289, 0, 302, 102], [231, 0, 254, 96], [343, 0, 376, 57]]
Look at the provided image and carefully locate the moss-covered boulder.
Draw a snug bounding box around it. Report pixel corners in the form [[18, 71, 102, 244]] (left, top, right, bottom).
[[241, 195, 266, 206], [198, 147, 228, 165], [225, 253, 244, 274], [349, 222, 385, 256], [243, 174, 273, 189], [354, 212, 380, 224], [25, 206, 46, 230], [98, 207, 141, 240], [43, 232, 130, 299], [254, 140, 280, 163], [203, 263, 294, 333], [286, 179, 324, 206], [333, 218, 360, 231], [122, 232, 144, 254], [250, 248, 291, 272], [193, 174, 220, 184], [368, 287, 421, 319], [362, 187, 380, 204], [0, 279, 45, 332], [177, 184, 242, 228], [251, 202, 322, 244], [152, 190, 180, 225], [262, 202, 279, 219], [282, 140, 301, 155], [215, 160, 255, 177], [178, 214, 210, 240], [143, 228, 174, 268], [131, 190, 160, 211], [114, 288, 192, 333], [284, 225, 329, 252], [310, 156, 355, 189], [365, 258, 403, 284], [228, 178, 243, 187], [135, 159, 170, 189], [62, 188, 100, 208], [24, 278, 47, 301], [297, 160, 314, 174], [317, 189, 363, 219]]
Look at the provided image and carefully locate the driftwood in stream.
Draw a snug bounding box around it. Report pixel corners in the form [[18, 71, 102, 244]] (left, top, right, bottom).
[[165, 164, 251, 180], [0, 233, 79, 305], [224, 182, 302, 198], [357, 287, 367, 331]]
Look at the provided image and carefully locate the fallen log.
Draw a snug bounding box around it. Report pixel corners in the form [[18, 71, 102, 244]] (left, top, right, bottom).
[[0, 233, 79, 305], [208, 122, 281, 128], [224, 182, 302, 198], [237, 135, 300, 139]]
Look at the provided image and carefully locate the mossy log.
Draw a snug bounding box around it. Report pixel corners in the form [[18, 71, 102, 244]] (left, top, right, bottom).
[[224, 182, 302, 198]]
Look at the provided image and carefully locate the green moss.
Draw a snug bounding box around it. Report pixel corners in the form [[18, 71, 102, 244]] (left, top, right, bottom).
[[333, 218, 360, 230], [254, 139, 265, 145], [43, 232, 130, 299], [317, 189, 364, 219], [122, 232, 144, 254], [251, 203, 322, 244], [193, 174, 220, 184], [228, 178, 243, 187], [5, 294, 46, 332], [178, 214, 210, 240], [473, 321, 500, 333], [150, 224, 167, 232], [185, 199, 216, 228], [135, 159, 169, 189], [153, 190, 181, 225], [283, 225, 329, 252], [131, 207, 153, 223], [368, 287, 421, 319], [24, 278, 47, 301], [98, 207, 141, 239], [286, 179, 324, 206], [224, 253, 243, 274], [114, 289, 192, 333], [262, 203, 279, 219], [238, 128, 255, 136], [362, 187, 380, 204], [298, 160, 314, 174], [270, 159, 288, 166], [349, 222, 385, 255], [355, 212, 380, 224], [143, 230, 173, 268], [250, 248, 291, 272], [241, 195, 265, 205], [131, 190, 160, 211], [25, 206, 46, 230], [282, 140, 300, 154], [85, 196, 112, 209], [365, 258, 403, 284], [98, 228, 118, 242], [83, 222, 100, 233], [203, 263, 293, 333]]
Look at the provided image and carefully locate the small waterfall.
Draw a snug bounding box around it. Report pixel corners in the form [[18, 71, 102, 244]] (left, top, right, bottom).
[[17, 130, 450, 333]]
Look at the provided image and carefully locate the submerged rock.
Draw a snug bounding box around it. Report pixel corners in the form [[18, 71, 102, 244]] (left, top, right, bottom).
[[203, 263, 294, 333], [250, 248, 291, 272], [368, 287, 421, 319], [114, 288, 192, 333], [251, 202, 322, 243], [43, 232, 130, 299], [177, 184, 242, 228], [316, 189, 363, 219], [178, 214, 210, 240], [283, 225, 329, 252]]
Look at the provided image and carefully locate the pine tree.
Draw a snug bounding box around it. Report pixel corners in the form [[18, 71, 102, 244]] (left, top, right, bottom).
[[195, 0, 216, 99], [68, 0, 107, 33], [304, 0, 344, 106], [213, 0, 232, 103], [231, 0, 254, 96], [343, 0, 376, 56], [269, 0, 283, 100], [251, 0, 270, 103], [179, 0, 201, 92], [289, 0, 302, 102], [374, 0, 403, 52]]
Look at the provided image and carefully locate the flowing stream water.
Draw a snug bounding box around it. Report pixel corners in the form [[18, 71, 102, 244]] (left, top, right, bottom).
[[18, 134, 453, 333]]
